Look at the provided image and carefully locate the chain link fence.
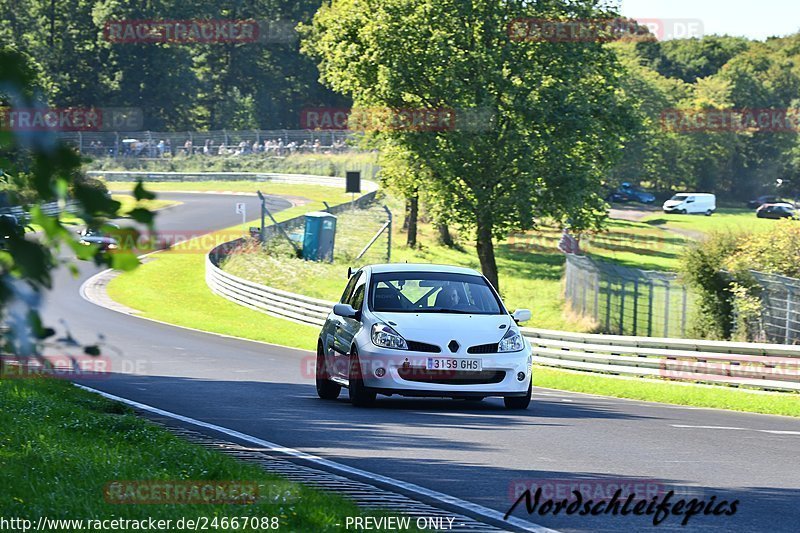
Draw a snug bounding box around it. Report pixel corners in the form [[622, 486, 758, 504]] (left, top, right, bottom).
[[751, 271, 800, 344], [564, 254, 693, 337], [57, 129, 359, 158]]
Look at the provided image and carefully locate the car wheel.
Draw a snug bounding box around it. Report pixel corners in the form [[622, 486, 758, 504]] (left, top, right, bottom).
[[316, 343, 341, 400], [504, 380, 532, 410], [679, 209, 687, 215], [348, 347, 376, 408], [705, 209, 713, 216]]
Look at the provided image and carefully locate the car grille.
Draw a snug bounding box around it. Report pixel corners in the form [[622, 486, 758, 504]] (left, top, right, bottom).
[[467, 343, 499, 354], [406, 341, 441, 353], [397, 367, 505, 385]]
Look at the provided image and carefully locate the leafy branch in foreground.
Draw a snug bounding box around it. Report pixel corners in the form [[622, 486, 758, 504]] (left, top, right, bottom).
[[0, 47, 155, 363]]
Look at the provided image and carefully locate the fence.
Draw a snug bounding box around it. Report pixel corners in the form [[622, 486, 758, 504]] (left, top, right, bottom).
[[204, 253, 800, 391], [751, 271, 800, 344], [57, 129, 359, 158], [564, 253, 692, 338]]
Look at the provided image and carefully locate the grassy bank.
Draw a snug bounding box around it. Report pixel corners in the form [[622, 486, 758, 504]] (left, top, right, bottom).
[[533, 366, 800, 417], [87, 152, 380, 178], [113, 194, 180, 215], [107, 181, 364, 209], [0, 377, 414, 530]]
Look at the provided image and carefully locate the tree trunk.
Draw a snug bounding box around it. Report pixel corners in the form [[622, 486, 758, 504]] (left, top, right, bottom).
[[437, 223, 453, 247], [476, 217, 499, 292], [402, 199, 410, 230], [406, 194, 418, 247]]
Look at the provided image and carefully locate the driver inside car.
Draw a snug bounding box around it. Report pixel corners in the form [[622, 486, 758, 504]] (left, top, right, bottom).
[[436, 285, 464, 310]]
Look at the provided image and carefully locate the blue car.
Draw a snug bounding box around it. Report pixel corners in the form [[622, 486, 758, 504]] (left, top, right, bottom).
[[608, 183, 656, 204]]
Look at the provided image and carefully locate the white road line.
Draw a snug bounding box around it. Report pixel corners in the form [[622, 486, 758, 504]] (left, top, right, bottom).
[[75, 384, 558, 533], [672, 424, 800, 435]]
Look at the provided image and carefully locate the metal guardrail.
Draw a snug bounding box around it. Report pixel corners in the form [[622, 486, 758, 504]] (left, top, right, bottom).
[[0, 200, 79, 220], [205, 250, 800, 391]]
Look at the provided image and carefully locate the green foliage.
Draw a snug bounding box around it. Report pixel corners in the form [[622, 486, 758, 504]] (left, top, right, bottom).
[[681, 221, 800, 340], [0, 47, 154, 357], [302, 0, 637, 289], [679, 232, 739, 339]]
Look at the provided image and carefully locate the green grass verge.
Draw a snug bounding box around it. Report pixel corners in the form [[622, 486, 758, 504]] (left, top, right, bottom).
[[107, 181, 368, 208], [0, 377, 416, 531], [112, 194, 181, 216], [87, 152, 380, 178], [640, 207, 783, 235], [533, 366, 800, 417]]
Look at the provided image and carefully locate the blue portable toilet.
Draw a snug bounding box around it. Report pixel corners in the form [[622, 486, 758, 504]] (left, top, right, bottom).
[[303, 211, 337, 262]]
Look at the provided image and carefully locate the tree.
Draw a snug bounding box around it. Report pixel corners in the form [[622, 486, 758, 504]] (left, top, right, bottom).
[[302, 0, 636, 291], [0, 47, 154, 364]]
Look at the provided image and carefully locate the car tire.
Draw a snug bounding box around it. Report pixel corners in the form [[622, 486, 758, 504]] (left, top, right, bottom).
[[348, 347, 376, 408], [316, 343, 341, 400], [678, 209, 687, 215], [705, 209, 713, 216], [504, 380, 532, 410]]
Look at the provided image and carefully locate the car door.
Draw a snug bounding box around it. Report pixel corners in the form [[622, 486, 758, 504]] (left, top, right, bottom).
[[333, 271, 366, 378], [327, 272, 359, 360], [685, 196, 696, 213]]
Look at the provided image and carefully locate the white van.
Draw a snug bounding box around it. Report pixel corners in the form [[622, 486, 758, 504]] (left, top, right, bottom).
[[662, 193, 716, 216]]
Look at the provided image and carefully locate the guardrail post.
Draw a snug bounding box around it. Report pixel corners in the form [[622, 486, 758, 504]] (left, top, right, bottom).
[[664, 283, 671, 337], [786, 289, 793, 345], [384, 205, 392, 263], [619, 280, 626, 335], [633, 278, 639, 335], [647, 281, 654, 337], [681, 287, 688, 337]]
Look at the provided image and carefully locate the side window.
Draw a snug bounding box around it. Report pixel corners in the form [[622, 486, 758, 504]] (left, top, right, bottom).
[[687, 196, 695, 203], [348, 272, 367, 310], [339, 271, 360, 303]]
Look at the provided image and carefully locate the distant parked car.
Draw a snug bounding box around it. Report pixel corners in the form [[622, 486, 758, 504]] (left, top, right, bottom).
[[748, 195, 781, 209], [607, 182, 656, 204], [663, 193, 716, 215], [756, 203, 798, 219]]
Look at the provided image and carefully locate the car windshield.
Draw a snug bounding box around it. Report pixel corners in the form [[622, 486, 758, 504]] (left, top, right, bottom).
[[670, 194, 689, 201], [369, 272, 504, 314]]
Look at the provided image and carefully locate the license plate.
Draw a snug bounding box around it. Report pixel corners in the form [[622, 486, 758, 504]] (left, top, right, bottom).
[[426, 358, 482, 371]]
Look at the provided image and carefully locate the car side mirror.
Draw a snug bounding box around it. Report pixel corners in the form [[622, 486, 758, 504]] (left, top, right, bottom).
[[333, 303, 359, 319], [512, 309, 531, 324]]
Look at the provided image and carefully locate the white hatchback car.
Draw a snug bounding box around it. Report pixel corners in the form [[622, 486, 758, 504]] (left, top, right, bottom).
[[316, 264, 533, 408]]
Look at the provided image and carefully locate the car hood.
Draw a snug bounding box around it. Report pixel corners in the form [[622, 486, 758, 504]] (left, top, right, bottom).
[[663, 200, 683, 207], [371, 311, 515, 350]]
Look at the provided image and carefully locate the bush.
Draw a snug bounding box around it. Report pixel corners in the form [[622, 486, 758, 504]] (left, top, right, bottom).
[[680, 220, 800, 340], [680, 231, 739, 339]]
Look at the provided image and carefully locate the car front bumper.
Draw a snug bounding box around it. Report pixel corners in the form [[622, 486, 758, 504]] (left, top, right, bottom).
[[354, 342, 533, 398]]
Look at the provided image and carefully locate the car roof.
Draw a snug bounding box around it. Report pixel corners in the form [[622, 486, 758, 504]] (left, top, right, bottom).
[[763, 202, 795, 208], [364, 263, 484, 276]]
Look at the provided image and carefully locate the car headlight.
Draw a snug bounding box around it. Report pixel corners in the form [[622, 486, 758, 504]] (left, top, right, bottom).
[[498, 327, 525, 352], [79, 240, 91, 246], [107, 243, 118, 250], [371, 323, 408, 350]]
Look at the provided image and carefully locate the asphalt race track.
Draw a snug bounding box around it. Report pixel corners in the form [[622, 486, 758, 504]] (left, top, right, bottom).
[[40, 192, 800, 532]]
